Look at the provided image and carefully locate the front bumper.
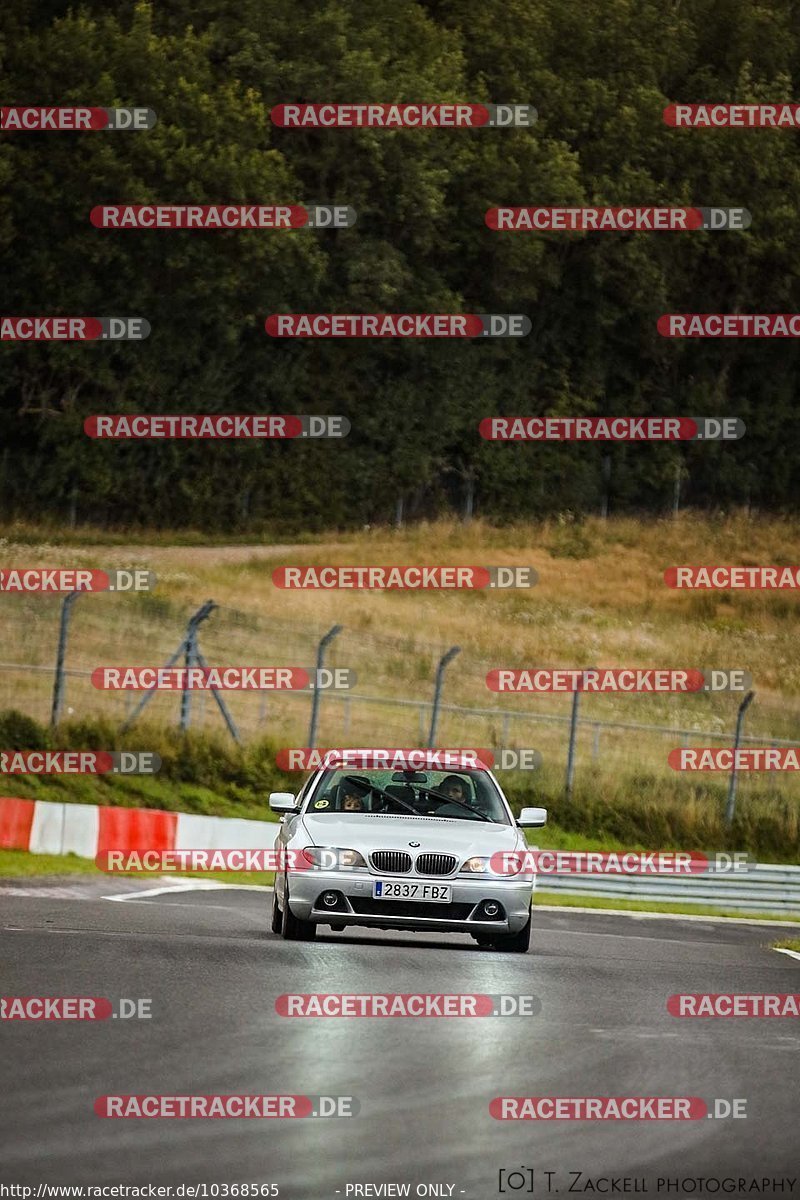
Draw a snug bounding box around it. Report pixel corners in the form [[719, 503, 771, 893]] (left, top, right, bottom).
[[284, 869, 533, 934]]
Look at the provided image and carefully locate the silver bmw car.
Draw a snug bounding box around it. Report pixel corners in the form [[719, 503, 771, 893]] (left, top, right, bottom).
[[269, 762, 547, 952]]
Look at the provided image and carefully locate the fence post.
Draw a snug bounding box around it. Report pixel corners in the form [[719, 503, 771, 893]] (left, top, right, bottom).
[[565, 690, 581, 799], [193, 645, 241, 743], [672, 460, 682, 518], [600, 452, 612, 519], [308, 624, 342, 748], [179, 626, 197, 733], [50, 590, 82, 728], [120, 600, 240, 740], [427, 646, 460, 747], [725, 690, 755, 826]]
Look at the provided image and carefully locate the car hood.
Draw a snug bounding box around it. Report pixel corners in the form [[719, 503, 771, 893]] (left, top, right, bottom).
[[299, 812, 524, 857]]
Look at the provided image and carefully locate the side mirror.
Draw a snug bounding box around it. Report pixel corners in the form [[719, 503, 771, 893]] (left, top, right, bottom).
[[518, 806, 547, 828], [269, 791, 298, 814]]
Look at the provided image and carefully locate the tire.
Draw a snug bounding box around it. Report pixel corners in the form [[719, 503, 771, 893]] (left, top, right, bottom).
[[328, 923, 346, 932], [491, 908, 532, 954], [280, 880, 317, 941], [271, 890, 282, 933], [471, 933, 495, 948]]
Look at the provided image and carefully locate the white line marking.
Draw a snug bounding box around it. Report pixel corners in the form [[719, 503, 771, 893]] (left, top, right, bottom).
[[773, 947, 800, 962], [105, 881, 272, 901]]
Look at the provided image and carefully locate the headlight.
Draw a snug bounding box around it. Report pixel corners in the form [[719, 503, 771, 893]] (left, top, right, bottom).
[[461, 856, 491, 874], [300, 846, 367, 870], [460, 853, 523, 876]]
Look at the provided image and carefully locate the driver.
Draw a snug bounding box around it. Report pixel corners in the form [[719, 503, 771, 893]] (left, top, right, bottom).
[[439, 774, 471, 806]]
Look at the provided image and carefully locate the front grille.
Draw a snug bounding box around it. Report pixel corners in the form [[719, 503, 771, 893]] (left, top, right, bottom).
[[349, 898, 473, 920], [415, 852, 458, 876], [370, 850, 412, 874]]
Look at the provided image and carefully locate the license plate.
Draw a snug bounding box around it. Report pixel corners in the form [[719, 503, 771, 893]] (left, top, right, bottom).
[[373, 880, 452, 902]]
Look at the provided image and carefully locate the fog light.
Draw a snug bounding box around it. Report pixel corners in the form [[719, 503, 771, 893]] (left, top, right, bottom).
[[483, 900, 501, 918], [322, 891, 340, 908]]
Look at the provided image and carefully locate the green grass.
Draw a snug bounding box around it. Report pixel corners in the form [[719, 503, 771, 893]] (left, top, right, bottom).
[[0, 848, 273, 887], [3, 710, 795, 861], [772, 938, 800, 950], [0, 849, 98, 876]]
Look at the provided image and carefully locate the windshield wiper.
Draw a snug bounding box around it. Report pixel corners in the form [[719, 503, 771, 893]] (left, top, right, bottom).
[[419, 786, 493, 822], [342, 775, 420, 818]]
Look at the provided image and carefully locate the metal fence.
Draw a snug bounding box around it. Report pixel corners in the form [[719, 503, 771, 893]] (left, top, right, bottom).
[[1, 588, 799, 810]]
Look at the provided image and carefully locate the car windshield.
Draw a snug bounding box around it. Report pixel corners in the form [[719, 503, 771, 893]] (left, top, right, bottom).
[[305, 767, 511, 824]]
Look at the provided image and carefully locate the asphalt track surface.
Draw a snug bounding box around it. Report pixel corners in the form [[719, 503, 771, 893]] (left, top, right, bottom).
[[1, 879, 798, 1197]]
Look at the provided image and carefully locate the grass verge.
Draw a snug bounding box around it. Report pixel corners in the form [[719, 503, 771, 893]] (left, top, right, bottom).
[[0, 850, 273, 887]]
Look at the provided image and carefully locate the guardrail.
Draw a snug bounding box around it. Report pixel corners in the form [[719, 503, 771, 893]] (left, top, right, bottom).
[[538, 863, 800, 915]]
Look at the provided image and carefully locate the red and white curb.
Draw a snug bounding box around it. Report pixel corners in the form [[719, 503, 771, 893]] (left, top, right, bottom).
[[0, 795, 272, 858]]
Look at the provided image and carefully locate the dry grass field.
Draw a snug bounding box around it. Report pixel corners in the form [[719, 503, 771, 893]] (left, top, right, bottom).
[[0, 512, 798, 856]]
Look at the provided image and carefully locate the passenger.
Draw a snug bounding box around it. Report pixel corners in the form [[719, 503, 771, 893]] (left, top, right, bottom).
[[342, 788, 366, 812]]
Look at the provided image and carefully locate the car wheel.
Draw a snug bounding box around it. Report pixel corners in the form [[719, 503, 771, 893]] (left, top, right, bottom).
[[329, 923, 346, 932], [471, 933, 495, 948], [271, 889, 282, 933], [491, 908, 532, 954], [281, 879, 317, 941]]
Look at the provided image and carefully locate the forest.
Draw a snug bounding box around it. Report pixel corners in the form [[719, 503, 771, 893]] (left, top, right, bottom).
[[2, 0, 799, 530]]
